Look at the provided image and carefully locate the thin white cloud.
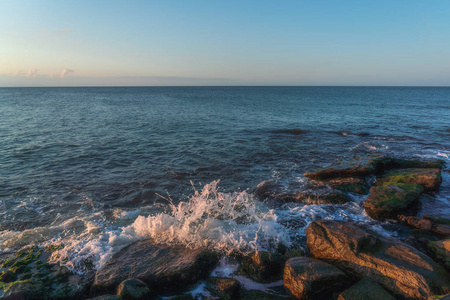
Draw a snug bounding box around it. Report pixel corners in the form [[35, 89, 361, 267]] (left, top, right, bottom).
[[60, 69, 75, 78], [26, 69, 39, 78], [57, 29, 72, 34]]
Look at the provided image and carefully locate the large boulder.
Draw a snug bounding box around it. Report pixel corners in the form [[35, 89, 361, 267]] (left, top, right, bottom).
[[377, 168, 442, 191], [399, 215, 450, 238], [205, 277, 240, 300], [92, 239, 219, 295], [337, 277, 395, 300], [306, 220, 450, 299], [283, 257, 349, 300], [364, 183, 424, 220], [239, 251, 286, 283], [117, 278, 158, 300]]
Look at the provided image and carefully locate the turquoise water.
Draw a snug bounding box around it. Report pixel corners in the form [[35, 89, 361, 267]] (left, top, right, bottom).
[[1, 86, 449, 270]]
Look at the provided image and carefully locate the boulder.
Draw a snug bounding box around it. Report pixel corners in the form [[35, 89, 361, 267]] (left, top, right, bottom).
[[364, 183, 424, 220], [278, 188, 351, 205], [321, 177, 369, 194], [239, 251, 287, 283], [371, 157, 445, 174], [283, 257, 349, 300], [205, 277, 240, 300], [117, 278, 158, 300], [240, 289, 290, 300], [428, 239, 450, 270], [337, 277, 395, 300], [399, 215, 450, 238], [377, 168, 442, 191], [92, 239, 219, 295], [306, 220, 450, 299], [304, 165, 374, 181]]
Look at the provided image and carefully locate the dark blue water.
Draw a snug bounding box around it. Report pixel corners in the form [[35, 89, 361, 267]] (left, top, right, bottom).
[[1, 86, 450, 269]]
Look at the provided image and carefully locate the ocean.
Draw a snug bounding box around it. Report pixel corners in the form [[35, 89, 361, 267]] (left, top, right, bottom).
[[1, 86, 449, 272]]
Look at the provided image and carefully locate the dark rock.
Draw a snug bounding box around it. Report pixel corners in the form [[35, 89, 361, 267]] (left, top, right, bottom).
[[403, 229, 440, 254], [284, 256, 349, 300], [377, 168, 442, 191], [435, 224, 450, 237], [278, 187, 351, 205], [205, 277, 240, 300], [117, 278, 158, 300], [304, 165, 375, 181], [240, 289, 291, 300], [254, 180, 283, 199], [424, 215, 450, 226], [399, 215, 450, 238], [321, 177, 369, 194], [239, 251, 286, 283], [165, 294, 194, 300], [337, 277, 395, 300], [371, 156, 446, 174], [0, 280, 44, 300], [306, 220, 450, 299], [92, 239, 219, 295], [364, 183, 424, 220], [86, 295, 122, 300], [428, 239, 450, 270]]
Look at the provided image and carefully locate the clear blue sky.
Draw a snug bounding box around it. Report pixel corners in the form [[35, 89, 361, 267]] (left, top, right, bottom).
[[1, 0, 449, 86]]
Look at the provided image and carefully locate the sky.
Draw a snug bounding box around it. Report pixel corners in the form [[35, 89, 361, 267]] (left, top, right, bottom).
[[1, 0, 450, 86]]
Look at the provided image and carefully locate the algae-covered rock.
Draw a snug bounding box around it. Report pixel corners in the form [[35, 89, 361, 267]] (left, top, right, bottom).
[[428, 239, 450, 270], [284, 257, 349, 300], [371, 156, 446, 174], [304, 165, 375, 180], [377, 168, 442, 191], [337, 277, 395, 300], [277, 187, 351, 205], [306, 220, 450, 299], [322, 177, 369, 194], [205, 277, 240, 300], [92, 239, 219, 295], [364, 183, 424, 220]]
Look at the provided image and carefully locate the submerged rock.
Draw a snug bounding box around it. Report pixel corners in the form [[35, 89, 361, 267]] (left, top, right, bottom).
[[283, 257, 349, 300], [371, 156, 446, 174], [304, 165, 375, 181], [364, 183, 424, 220], [320, 177, 369, 194], [377, 168, 442, 191], [205, 277, 240, 300], [306, 220, 450, 299], [337, 277, 395, 300], [92, 239, 219, 295]]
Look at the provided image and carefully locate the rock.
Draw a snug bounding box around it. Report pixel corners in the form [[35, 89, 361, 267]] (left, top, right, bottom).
[[364, 183, 424, 220], [0, 246, 92, 299], [86, 295, 122, 300], [117, 278, 158, 300], [92, 239, 219, 295], [337, 277, 395, 300], [371, 156, 446, 174], [254, 180, 283, 199], [240, 289, 291, 300], [424, 215, 450, 226], [403, 229, 440, 254], [304, 165, 375, 181], [321, 177, 369, 194], [239, 251, 287, 283], [377, 168, 442, 191], [306, 220, 450, 299], [205, 277, 240, 300], [278, 188, 351, 205], [283, 257, 349, 300], [428, 239, 450, 270], [399, 215, 450, 238], [165, 294, 194, 300]]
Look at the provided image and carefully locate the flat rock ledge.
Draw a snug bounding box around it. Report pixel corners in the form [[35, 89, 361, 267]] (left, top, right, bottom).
[[306, 220, 450, 299], [283, 256, 349, 300], [91, 239, 219, 295]]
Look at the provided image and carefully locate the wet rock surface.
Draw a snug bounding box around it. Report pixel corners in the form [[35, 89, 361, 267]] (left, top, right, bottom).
[[364, 183, 424, 220], [337, 277, 395, 300], [117, 278, 158, 300], [284, 256, 349, 300], [92, 239, 219, 295], [428, 239, 450, 270], [377, 168, 442, 191], [205, 277, 240, 300], [306, 220, 450, 299]]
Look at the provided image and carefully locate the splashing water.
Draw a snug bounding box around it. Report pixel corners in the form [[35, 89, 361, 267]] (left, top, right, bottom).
[[124, 180, 291, 254]]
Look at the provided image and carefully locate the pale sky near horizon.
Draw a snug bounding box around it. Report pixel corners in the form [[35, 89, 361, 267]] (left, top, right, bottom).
[[1, 0, 450, 86]]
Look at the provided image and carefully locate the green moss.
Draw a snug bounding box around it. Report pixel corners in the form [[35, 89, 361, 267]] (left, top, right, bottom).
[[21, 272, 32, 280], [0, 279, 33, 293], [1, 259, 15, 268], [45, 244, 63, 252], [0, 270, 17, 283]]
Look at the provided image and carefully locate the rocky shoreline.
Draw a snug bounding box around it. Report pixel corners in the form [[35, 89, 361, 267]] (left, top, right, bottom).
[[1, 156, 449, 299]]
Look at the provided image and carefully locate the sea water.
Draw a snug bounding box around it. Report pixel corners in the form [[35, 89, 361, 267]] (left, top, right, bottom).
[[1, 86, 449, 272]]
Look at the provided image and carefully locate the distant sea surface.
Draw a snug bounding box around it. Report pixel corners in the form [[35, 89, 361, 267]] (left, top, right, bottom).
[[1, 86, 450, 271]]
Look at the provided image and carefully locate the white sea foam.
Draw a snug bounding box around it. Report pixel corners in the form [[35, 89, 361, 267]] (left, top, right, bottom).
[[123, 180, 291, 254]]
